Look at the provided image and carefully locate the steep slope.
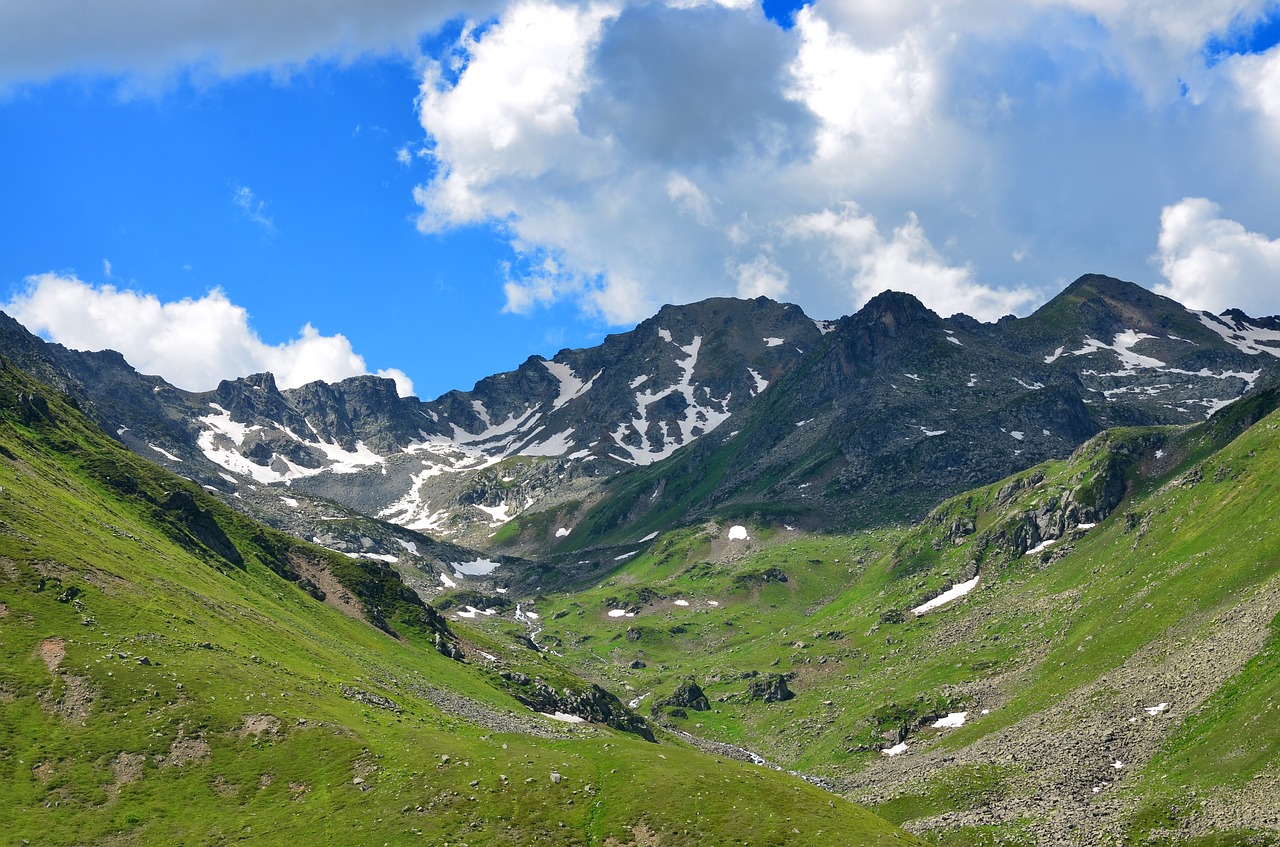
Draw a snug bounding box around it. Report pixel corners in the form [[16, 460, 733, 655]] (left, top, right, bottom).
[[0, 357, 919, 845], [502, 385, 1280, 843], [564, 275, 1278, 544], [0, 298, 820, 552]]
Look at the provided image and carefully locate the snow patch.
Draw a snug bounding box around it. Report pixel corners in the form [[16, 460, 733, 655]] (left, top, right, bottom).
[[608, 609, 629, 618], [280, 496, 299, 508], [541, 711, 585, 723], [912, 575, 980, 615], [673, 599, 690, 606], [763, 337, 784, 347], [1196, 311, 1280, 357], [931, 711, 967, 729], [748, 368, 768, 394], [947, 336, 962, 346], [1144, 702, 1169, 716], [541, 359, 602, 410], [555, 527, 572, 538], [881, 742, 908, 756], [728, 525, 748, 540], [147, 443, 182, 462]]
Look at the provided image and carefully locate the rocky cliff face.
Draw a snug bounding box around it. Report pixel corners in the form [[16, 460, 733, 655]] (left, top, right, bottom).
[[570, 276, 1280, 542], [1, 276, 1277, 568]]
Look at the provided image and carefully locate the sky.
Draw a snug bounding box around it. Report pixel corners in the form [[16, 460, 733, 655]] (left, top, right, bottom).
[[3, 0, 1280, 401]]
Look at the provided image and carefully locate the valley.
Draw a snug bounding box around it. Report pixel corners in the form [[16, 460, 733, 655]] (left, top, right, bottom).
[[3, 274, 1280, 844]]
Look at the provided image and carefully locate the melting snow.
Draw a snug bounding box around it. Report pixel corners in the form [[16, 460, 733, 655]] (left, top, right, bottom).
[[147, 443, 182, 462], [1112, 760, 1124, 770], [904, 373, 922, 381], [608, 609, 629, 618], [916, 426, 947, 437], [541, 360, 602, 410], [280, 496, 299, 508], [931, 711, 968, 729], [1070, 331, 1166, 369], [673, 599, 690, 606], [615, 551, 639, 561], [630, 374, 649, 388], [728, 525, 748, 540], [1044, 346, 1066, 364], [1144, 702, 1170, 716], [882, 742, 908, 756], [947, 336, 962, 346], [116, 425, 129, 436], [967, 374, 979, 387], [555, 527, 572, 538], [541, 711, 586, 723], [1010, 431, 1025, 441], [1196, 311, 1280, 357], [639, 531, 659, 542], [1013, 379, 1044, 390], [394, 539, 418, 555], [1025, 537, 1057, 556], [764, 337, 784, 347], [611, 335, 732, 465], [815, 320, 837, 335], [912, 575, 980, 615], [475, 503, 511, 525], [658, 327, 673, 343], [748, 368, 769, 394], [1155, 449, 1165, 459]]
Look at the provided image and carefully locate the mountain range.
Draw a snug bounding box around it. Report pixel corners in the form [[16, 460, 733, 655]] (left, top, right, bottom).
[[4, 273, 1280, 844]]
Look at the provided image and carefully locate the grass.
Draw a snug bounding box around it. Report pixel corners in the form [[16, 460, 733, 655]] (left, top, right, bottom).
[[463, 404, 1280, 842], [0, 358, 921, 845]]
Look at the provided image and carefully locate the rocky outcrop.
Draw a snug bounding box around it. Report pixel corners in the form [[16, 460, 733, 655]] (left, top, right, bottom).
[[745, 673, 794, 703], [651, 679, 711, 714], [507, 677, 655, 742]]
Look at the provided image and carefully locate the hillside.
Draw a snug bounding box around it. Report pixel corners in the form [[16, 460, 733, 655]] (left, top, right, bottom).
[[0, 357, 918, 845], [466, 383, 1280, 843]]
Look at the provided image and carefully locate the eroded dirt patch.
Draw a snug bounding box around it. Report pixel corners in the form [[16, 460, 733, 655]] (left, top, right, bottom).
[[45, 674, 96, 724], [39, 637, 65, 672], [108, 752, 146, 794], [159, 730, 210, 767], [605, 823, 663, 847], [236, 713, 281, 739]]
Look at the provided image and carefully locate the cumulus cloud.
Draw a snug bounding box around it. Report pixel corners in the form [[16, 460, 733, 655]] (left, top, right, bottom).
[[1154, 197, 1280, 315], [5, 274, 415, 396]]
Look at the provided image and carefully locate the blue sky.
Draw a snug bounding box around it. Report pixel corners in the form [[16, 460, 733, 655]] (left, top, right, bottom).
[[2, 0, 1280, 400]]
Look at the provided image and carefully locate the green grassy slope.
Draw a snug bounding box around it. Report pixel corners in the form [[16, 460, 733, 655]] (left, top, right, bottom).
[[506, 396, 1280, 844], [0, 358, 920, 846]]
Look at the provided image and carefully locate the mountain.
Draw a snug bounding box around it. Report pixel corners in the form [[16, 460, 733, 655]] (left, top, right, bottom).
[[6, 271, 1280, 844], [563, 275, 1280, 545], [0, 354, 918, 845], [1, 274, 1278, 573], [0, 297, 819, 559]]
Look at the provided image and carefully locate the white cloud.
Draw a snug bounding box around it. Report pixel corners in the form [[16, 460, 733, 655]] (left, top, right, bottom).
[[734, 255, 790, 300], [1154, 197, 1280, 315], [412, 0, 1280, 326], [5, 274, 414, 396], [784, 204, 1036, 319], [232, 184, 276, 235]]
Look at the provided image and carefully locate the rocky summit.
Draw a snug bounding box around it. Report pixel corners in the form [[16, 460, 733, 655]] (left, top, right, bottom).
[[1, 275, 1277, 568]]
